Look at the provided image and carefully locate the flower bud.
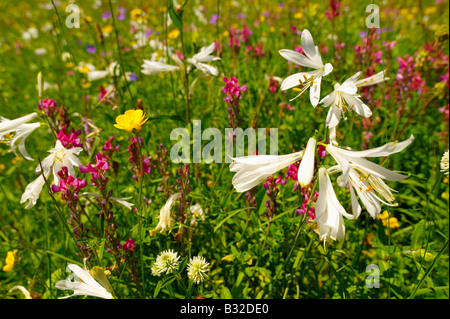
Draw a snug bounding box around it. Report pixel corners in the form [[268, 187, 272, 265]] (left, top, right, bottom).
[[297, 137, 316, 187]]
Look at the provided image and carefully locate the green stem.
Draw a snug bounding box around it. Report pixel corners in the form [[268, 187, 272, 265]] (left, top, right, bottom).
[[134, 131, 146, 298], [45, 205, 53, 298]]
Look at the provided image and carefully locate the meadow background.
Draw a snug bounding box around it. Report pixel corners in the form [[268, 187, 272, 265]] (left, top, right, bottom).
[[0, 0, 448, 299]]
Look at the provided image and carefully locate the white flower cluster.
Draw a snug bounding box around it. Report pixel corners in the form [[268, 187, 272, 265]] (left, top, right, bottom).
[[229, 29, 415, 245], [151, 249, 210, 285]]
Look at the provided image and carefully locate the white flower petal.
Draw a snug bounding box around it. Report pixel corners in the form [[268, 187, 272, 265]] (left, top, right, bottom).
[[280, 71, 316, 91], [326, 104, 342, 129], [309, 75, 322, 107], [300, 29, 322, 67], [278, 49, 320, 69], [230, 152, 303, 192]]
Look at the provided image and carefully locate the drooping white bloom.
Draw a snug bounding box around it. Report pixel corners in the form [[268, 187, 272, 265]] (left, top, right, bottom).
[[187, 43, 221, 76], [55, 263, 113, 299], [319, 71, 388, 128], [151, 249, 181, 276], [141, 60, 179, 75], [20, 174, 48, 209], [0, 112, 40, 161], [326, 135, 414, 218], [297, 137, 316, 187], [187, 256, 210, 284], [441, 150, 449, 176], [156, 193, 180, 232], [20, 140, 83, 209], [229, 152, 304, 193], [314, 167, 356, 244], [279, 29, 333, 106]]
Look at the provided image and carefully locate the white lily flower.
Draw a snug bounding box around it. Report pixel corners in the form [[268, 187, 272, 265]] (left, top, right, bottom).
[[187, 42, 221, 76], [279, 29, 333, 106], [20, 140, 83, 209], [156, 193, 180, 232], [87, 62, 119, 81], [319, 71, 388, 128], [0, 112, 40, 161], [141, 60, 180, 75], [326, 135, 414, 218], [314, 167, 355, 244], [230, 152, 304, 193], [55, 263, 113, 299], [297, 137, 316, 187]]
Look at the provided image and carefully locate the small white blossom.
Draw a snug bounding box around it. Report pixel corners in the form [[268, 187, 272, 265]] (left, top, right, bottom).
[[151, 249, 181, 276], [187, 256, 210, 284]]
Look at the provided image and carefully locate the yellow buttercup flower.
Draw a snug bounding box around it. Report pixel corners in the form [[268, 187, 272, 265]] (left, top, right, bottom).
[[130, 8, 143, 22], [167, 29, 180, 40], [3, 249, 18, 272], [114, 109, 148, 132]]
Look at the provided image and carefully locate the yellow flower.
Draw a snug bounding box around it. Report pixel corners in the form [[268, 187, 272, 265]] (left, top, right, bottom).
[[167, 29, 180, 40], [114, 109, 148, 132], [101, 25, 114, 34], [3, 250, 18, 272], [378, 210, 400, 229], [80, 79, 91, 89], [130, 8, 143, 22]]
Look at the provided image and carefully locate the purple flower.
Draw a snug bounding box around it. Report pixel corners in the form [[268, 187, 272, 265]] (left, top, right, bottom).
[[145, 29, 153, 37], [86, 44, 96, 54], [209, 14, 219, 25], [127, 72, 138, 82], [117, 6, 126, 20], [102, 11, 112, 20]]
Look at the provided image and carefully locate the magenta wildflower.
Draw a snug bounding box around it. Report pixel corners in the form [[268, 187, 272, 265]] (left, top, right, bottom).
[[325, 0, 341, 21], [222, 76, 247, 129]]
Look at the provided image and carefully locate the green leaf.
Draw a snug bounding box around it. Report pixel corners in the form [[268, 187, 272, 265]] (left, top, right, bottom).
[[214, 207, 254, 232], [220, 285, 232, 299], [411, 219, 426, 250], [168, 1, 183, 30], [148, 114, 184, 123], [154, 280, 163, 298]]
